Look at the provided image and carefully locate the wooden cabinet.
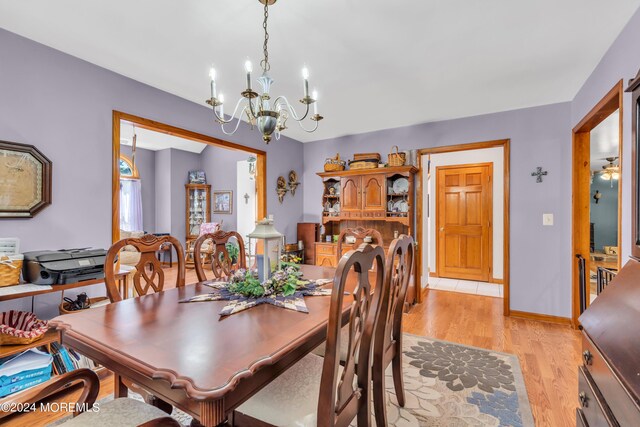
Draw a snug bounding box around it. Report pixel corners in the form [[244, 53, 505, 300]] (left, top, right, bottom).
[[185, 184, 211, 241], [297, 223, 321, 265], [340, 176, 361, 215], [315, 243, 337, 267], [316, 166, 418, 305], [578, 259, 640, 426], [361, 174, 386, 217], [339, 174, 386, 218]]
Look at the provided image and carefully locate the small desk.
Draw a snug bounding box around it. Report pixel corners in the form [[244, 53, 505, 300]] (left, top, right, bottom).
[[50, 265, 348, 426]]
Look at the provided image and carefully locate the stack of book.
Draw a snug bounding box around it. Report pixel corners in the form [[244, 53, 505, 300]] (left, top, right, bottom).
[[49, 342, 97, 374], [0, 348, 53, 398]]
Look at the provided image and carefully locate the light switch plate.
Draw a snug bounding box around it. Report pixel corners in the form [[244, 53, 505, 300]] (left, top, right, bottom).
[[543, 213, 554, 226]]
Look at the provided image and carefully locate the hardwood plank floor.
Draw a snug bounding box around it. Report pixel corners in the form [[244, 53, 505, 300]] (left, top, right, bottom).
[[5, 268, 581, 426]]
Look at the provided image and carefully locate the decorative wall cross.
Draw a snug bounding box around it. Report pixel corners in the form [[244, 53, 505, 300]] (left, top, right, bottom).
[[531, 167, 548, 183]]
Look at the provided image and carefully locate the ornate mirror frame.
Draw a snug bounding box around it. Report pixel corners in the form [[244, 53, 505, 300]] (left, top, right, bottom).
[[0, 141, 52, 218], [626, 69, 640, 260]]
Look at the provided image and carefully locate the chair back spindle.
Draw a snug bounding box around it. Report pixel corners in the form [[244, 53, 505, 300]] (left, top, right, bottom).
[[318, 244, 387, 427], [105, 235, 185, 302], [194, 230, 247, 282]]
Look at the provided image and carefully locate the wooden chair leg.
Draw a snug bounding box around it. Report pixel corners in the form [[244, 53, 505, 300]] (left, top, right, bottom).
[[114, 373, 128, 399], [372, 361, 387, 427], [147, 394, 174, 415], [392, 352, 405, 407]]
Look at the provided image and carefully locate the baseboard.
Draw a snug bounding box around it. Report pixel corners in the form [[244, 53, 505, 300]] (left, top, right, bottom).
[[429, 272, 438, 278], [510, 310, 572, 325], [490, 277, 504, 284]]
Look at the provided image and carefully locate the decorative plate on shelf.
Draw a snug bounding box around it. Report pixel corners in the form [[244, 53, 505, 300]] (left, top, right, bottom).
[[324, 201, 332, 212], [332, 182, 340, 195], [393, 200, 409, 213], [333, 202, 340, 212], [388, 200, 394, 211], [392, 178, 409, 194]]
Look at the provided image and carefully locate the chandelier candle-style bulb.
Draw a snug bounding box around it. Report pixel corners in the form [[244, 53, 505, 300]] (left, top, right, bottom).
[[302, 67, 310, 98], [245, 60, 253, 90], [209, 67, 217, 98], [312, 90, 318, 115], [219, 94, 224, 119]]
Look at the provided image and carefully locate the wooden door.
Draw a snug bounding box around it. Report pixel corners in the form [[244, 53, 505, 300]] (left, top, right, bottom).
[[341, 176, 361, 218], [436, 164, 492, 282], [361, 174, 386, 218]]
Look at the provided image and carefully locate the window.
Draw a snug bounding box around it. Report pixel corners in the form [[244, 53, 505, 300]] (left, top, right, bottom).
[[119, 154, 139, 178], [119, 154, 142, 231]]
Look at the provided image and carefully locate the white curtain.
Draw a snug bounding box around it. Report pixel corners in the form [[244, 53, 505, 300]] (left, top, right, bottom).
[[120, 179, 143, 232]]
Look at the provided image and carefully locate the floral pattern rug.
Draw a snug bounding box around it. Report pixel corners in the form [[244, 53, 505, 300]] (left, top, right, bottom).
[[373, 334, 534, 426], [52, 334, 533, 426]]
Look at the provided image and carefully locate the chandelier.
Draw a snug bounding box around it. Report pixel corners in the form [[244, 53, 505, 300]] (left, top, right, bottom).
[[206, 0, 323, 144], [598, 157, 620, 187]]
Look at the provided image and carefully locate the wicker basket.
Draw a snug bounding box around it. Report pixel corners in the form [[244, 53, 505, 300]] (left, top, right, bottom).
[[388, 145, 406, 167], [349, 160, 379, 170], [0, 255, 23, 288], [0, 310, 48, 345], [324, 153, 346, 172], [59, 296, 110, 315]]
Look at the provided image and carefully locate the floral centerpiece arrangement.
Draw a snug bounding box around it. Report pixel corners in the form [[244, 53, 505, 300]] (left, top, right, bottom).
[[227, 262, 309, 298]]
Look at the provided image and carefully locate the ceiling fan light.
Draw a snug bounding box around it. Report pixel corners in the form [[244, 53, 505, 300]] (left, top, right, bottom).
[[600, 172, 611, 180]]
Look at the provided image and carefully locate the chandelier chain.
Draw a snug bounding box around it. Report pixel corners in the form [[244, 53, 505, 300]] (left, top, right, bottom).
[[261, 2, 271, 72]]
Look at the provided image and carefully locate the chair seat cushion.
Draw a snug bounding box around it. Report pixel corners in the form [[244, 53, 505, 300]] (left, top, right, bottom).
[[61, 397, 169, 427], [237, 353, 339, 426], [312, 326, 350, 361]]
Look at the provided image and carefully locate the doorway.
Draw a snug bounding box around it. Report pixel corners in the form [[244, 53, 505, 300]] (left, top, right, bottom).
[[572, 81, 623, 326], [436, 163, 493, 282], [111, 111, 267, 246], [417, 139, 510, 315]]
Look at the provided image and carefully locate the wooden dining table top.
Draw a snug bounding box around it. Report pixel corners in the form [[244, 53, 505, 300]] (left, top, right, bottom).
[[49, 264, 348, 424]]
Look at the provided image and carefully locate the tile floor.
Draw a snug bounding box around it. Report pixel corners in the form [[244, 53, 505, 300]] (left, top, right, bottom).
[[426, 276, 503, 298]]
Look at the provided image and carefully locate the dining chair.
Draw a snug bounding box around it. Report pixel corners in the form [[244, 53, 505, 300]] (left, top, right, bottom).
[[193, 230, 247, 282], [0, 368, 181, 426], [232, 244, 388, 427], [105, 234, 185, 413], [336, 227, 384, 263], [372, 234, 415, 426], [105, 234, 186, 303]]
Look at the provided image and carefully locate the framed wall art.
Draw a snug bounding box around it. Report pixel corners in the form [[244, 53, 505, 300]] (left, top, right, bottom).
[[213, 190, 233, 214], [0, 141, 52, 218]]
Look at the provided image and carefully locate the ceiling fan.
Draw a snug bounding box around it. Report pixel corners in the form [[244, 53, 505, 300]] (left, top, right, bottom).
[[594, 157, 620, 187]]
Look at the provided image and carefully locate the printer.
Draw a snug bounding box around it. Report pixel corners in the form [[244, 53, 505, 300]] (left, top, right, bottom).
[[22, 249, 108, 285]]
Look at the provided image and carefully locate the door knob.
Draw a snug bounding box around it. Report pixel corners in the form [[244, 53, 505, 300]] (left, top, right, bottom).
[[440, 227, 444, 232]]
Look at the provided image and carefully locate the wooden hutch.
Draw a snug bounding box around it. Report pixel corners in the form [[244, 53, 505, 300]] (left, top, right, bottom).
[[575, 69, 640, 426], [315, 165, 417, 300]]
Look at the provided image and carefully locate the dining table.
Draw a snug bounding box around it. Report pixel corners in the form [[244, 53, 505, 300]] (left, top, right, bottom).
[[49, 264, 352, 426]]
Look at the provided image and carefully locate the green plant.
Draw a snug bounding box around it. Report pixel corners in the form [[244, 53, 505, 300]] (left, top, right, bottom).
[[225, 242, 240, 263]]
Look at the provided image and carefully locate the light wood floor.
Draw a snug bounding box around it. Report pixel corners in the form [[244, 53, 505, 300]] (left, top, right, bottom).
[[6, 268, 581, 426]]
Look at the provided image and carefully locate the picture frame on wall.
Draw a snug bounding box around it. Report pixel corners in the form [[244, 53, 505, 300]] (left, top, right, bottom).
[[213, 190, 233, 214], [0, 141, 52, 218], [188, 170, 207, 184]]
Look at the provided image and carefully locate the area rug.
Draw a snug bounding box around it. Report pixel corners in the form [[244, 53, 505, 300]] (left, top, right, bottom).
[[376, 333, 535, 427], [51, 334, 533, 426]]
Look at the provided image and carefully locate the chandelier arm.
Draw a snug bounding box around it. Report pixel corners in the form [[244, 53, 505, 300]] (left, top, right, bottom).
[[213, 97, 249, 124], [274, 96, 310, 121], [247, 96, 260, 119], [220, 107, 250, 135], [295, 119, 320, 133]]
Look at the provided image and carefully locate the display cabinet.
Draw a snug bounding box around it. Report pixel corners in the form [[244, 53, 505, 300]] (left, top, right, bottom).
[[185, 184, 211, 241]]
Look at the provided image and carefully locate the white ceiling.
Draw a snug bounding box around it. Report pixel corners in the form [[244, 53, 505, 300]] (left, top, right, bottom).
[[120, 122, 207, 153], [590, 110, 620, 172], [1, 0, 639, 142]]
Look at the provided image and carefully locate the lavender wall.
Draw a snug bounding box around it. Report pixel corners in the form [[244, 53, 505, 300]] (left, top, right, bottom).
[[200, 145, 251, 231], [120, 145, 156, 232], [571, 6, 640, 263], [0, 28, 303, 251], [0, 29, 303, 318], [154, 149, 172, 234], [304, 102, 572, 317]]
